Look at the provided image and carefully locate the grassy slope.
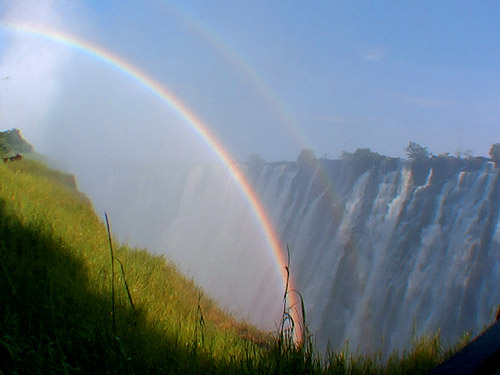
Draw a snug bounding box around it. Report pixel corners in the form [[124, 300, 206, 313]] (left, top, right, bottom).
[[0, 159, 463, 374], [0, 159, 269, 374]]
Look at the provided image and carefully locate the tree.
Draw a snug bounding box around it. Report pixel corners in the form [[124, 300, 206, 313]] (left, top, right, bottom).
[[341, 150, 353, 160], [340, 148, 384, 163], [405, 142, 430, 161], [489, 144, 500, 160], [352, 148, 378, 160], [297, 149, 317, 167]]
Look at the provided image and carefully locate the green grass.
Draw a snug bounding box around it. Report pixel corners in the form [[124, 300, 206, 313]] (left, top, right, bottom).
[[0, 159, 465, 374]]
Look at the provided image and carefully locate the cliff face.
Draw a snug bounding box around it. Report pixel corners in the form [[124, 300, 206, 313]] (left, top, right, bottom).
[[75, 152, 500, 356], [246, 155, 500, 355]]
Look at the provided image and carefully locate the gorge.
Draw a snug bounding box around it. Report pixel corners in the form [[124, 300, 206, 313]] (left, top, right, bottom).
[[74, 148, 500, 356]]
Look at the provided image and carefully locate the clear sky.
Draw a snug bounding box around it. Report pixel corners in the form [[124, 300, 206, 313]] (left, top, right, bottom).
[[1, 0, 500, 163]]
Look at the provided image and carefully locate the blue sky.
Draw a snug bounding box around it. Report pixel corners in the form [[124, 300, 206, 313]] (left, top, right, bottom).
[[1, 0, 500, 162]]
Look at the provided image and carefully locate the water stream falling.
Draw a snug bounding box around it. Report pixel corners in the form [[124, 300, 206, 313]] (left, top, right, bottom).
[[76, 153, 500, 356]]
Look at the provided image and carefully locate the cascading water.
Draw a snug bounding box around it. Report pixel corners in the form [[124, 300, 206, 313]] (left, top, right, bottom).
[[76, 149, 500, 356], [244, 151, 500, 355]]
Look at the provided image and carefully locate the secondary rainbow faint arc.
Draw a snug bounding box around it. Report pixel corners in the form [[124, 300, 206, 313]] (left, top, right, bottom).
[[0, 22, 302, 337], [157, 1, 314, 153]]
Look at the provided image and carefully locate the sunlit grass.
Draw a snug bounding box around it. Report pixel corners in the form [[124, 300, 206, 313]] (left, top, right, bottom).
[[0, 159, 465, 374]]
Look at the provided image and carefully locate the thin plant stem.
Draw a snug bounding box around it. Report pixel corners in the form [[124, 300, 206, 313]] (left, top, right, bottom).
[[104, 212, 119, 363], [116, 257, 135, 311]]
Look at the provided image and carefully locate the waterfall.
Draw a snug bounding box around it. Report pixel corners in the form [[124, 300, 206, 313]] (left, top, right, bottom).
[[77, 153, 500, 356], [245, 155, 500, 355]]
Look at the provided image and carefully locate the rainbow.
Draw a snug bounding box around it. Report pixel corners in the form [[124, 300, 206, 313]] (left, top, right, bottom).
[[0, 21, 302, 339], [157, 1, 314, 154]]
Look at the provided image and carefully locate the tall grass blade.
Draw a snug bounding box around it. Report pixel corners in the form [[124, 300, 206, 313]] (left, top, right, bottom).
[[116, 257, 135, 312], [104, 212, 119, 365]]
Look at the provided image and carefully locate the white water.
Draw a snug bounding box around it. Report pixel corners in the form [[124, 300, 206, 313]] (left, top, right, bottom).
[[247, 157, 500, 355], [73, 155, 500, 356]]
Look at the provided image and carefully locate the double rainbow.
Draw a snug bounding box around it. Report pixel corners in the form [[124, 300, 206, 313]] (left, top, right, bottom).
[[0, 22, 302, 339]]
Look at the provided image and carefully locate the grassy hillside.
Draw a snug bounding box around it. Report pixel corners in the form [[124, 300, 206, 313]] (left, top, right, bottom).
[[0, 157, 464, 374], [0, 159, 269, 373]]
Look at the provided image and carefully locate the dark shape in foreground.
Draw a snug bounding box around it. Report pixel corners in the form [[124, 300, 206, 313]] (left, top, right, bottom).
[[428, 319, 500, 374]]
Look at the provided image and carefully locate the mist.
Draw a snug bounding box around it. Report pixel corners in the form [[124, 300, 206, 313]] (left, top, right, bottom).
[[2, 0, 500, 333]]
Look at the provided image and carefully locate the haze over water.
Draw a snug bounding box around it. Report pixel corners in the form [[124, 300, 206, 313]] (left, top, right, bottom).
[[1, 0, 500, 340]]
